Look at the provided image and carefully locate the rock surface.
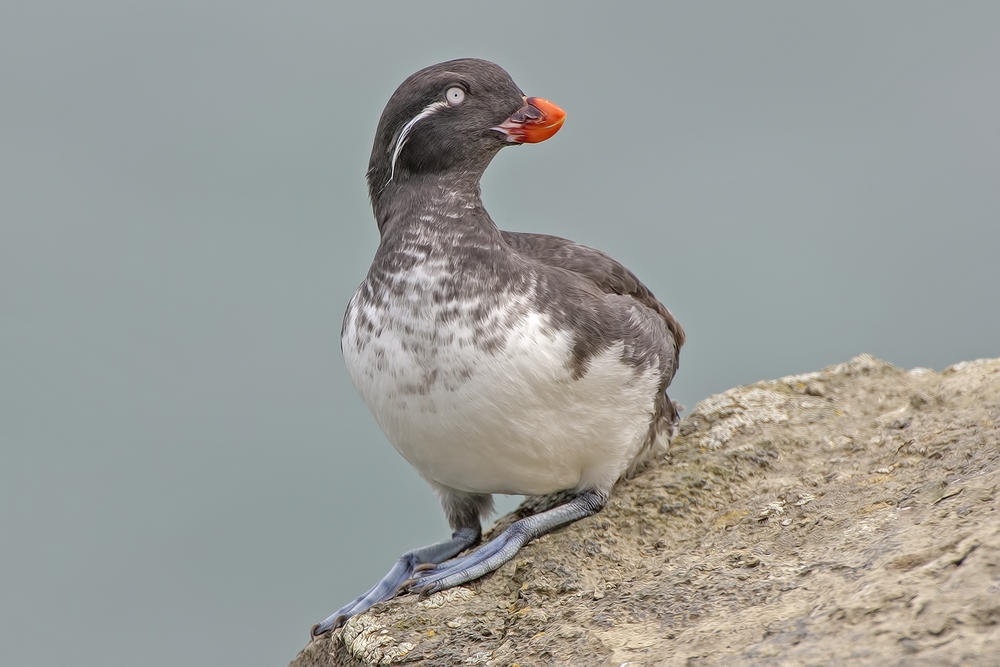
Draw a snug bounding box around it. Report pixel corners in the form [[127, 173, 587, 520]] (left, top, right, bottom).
[[292, 355, 1000, 666]]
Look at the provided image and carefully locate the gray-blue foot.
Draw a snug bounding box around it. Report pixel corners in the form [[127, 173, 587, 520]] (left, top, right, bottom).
[[409, 491, 605, 595], [311, 526, 480, 636]]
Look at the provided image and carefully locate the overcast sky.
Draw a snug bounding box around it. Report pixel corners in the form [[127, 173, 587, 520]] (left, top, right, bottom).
[[1, 2, 998, 666]]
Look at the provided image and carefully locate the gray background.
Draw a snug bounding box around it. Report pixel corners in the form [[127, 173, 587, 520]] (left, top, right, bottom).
[[2, 2, 997, 666]]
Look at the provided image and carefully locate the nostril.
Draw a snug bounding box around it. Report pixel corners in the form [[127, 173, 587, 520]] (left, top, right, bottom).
[[510, 105, 544, 124]]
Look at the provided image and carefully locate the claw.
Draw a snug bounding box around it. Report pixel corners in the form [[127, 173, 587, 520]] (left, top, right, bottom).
[[415, 581, 437, 597], [410, 568, 436, 581], [311, 618, 344, 638]]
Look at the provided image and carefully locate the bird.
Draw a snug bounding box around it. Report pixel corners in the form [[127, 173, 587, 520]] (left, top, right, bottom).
[[312, 58, 684, 636]]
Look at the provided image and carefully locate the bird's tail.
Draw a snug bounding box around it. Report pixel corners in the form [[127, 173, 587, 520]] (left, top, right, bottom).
[[624, 396, 683, 480]]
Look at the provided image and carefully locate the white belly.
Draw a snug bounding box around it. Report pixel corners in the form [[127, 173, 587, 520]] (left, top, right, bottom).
[[342, 287, 659, 496]]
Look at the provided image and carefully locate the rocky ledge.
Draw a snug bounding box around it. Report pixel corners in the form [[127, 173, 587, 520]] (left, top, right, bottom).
[[291, 355, 1000, 666]]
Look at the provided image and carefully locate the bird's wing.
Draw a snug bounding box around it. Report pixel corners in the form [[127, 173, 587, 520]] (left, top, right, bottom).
[[501, 230, 685, 351], [502, 230, 684, 465]]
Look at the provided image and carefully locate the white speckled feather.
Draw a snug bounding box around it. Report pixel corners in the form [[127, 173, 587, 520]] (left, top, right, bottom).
[[342, 282, 660, 497]]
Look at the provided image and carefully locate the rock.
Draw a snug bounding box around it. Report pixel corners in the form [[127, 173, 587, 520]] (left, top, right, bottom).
[[291, 355, 1000, 667]]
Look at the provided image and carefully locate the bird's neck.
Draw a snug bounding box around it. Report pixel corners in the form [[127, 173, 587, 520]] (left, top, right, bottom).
[[372, 171, 498, 243]]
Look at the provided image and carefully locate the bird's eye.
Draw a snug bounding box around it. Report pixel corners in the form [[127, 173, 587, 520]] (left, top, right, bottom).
[[445, 86, 466, 106]]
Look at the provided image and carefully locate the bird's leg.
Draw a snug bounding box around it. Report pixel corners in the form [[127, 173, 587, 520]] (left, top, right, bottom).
[[311, 490, 492, 636], [408, 490, 606, 595], [311, 525, 480, 637]]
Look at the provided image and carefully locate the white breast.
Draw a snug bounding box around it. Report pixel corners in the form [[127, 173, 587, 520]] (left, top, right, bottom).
[[342, 277, 660, 497]]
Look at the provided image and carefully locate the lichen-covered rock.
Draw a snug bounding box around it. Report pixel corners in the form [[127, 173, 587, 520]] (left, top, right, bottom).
[[291, 355, 1000, 667]]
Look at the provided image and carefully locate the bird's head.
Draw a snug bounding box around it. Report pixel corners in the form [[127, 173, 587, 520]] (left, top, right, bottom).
[[366, 58, 565, 205]]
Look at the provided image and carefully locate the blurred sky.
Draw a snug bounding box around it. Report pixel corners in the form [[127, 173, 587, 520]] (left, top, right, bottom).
[[1, 2, 998, 666]]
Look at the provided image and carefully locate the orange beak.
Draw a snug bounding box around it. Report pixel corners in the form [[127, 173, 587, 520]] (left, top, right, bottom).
[[493, 97, 566, 144]]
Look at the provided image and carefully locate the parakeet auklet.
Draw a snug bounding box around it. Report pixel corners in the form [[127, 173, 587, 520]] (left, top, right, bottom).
[[312, 58, 684, 636]]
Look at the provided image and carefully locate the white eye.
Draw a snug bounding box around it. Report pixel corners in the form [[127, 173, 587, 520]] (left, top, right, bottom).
[[445, 86, 466, 106]]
